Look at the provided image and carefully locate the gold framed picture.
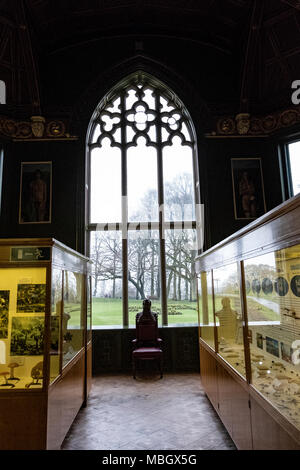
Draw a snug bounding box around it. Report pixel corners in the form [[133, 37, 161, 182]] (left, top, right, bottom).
[[19, 161, 52, 224], [231, 158, 267, 220]]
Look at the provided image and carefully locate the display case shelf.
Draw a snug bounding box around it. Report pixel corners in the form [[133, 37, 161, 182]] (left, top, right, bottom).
[[0, 238, 92, 450], [196, 194, 300, 450]]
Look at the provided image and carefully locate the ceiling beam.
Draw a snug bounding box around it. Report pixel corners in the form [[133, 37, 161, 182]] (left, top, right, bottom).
[[266, 44, 300, 65], [279, 0, 300, 11], [239, 0, 265, 112], [268, 27, 291, 83], [15, 0, 41, 111]]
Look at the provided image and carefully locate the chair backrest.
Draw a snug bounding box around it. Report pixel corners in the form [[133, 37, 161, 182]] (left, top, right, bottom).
[[135, 312, 158, 344]]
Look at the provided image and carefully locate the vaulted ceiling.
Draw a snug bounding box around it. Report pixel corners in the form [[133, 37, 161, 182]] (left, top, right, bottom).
[[1, 0, 300, 121]]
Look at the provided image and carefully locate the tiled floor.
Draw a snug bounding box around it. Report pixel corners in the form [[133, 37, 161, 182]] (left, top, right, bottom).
[[61, 373, 236, 451]]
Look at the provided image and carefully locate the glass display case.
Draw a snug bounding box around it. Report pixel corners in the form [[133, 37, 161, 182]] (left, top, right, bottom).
[[196, 194, 300, 449], [0, 238, 92, 450], [244, 245, 300, 431], [213, 263, 246, 378], [197, 246, 300, 431], [198, 271, 215, 349]]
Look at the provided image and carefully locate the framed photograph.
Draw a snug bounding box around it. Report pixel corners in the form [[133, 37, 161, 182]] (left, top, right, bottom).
[[10, 316, 44, 356], [19, 162, 52, 224], [231, 158, 267, 220], [281, 342, 293, 363], [0, 290, 9, 339], [266, 336, 280, 358], [256, 333, 264, 350], [17, 284, 46, 313]]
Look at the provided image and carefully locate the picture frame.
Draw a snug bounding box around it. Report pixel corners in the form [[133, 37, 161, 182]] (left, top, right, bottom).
[[17, 283, 46, 313], [266, 336, 280, 358], [256, 333, 264, 350], [0, 290, 9, 339], [10, 316, 44, 356], [231, 158, 267, 220], [19, 162, 52, 224], [281, 342, 293, 363]]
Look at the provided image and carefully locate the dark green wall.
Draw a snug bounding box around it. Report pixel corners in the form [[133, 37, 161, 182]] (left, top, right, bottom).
[[0, 133, 283, 254], [92, 326, 200, 375], [0, 139, 85, 251], [0, 49, 287, 255], [199, 137, 283, 248]]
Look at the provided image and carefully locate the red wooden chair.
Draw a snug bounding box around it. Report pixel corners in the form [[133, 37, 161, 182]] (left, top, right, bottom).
[[132, 299, 163, 379]]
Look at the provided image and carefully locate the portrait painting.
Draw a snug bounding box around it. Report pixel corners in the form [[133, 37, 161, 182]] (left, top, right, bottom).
[[19, 162, 52, 224], [231, 158, 267, 220]]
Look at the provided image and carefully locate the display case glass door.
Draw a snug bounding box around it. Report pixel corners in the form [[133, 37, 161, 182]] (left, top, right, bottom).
[[244, 245, 300, 430], [0, 267, 47, 390], [213, 262, 246, 378], [198, 271, 215, 349]]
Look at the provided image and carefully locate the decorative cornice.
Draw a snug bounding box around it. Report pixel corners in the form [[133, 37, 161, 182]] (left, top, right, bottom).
[[0, 115, 78, 141], [209, 107, 300, 137]]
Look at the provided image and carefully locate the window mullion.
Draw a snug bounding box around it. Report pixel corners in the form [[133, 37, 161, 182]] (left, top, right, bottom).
[[121, 91, 129, 327], [155, 92, 168, 326]]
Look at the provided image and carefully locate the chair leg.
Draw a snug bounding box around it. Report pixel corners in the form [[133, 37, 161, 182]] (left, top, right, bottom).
[[159, 357, 163, 379], [133, 357, 136, 379]]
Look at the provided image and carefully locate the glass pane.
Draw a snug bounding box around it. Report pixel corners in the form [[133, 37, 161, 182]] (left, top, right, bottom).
[[107, 97, 121, 113], [90, 141, 121, 223], [0, 80, 5, 105], [289, 141, 300, 196], [245, 246, 300, 430], [126, 89, 138, 111], [166, 229, 198, 326], [143, 88, 155, 110], [0, 267, 46, 390], [63, 271, 84, 368], [163, 137, 195, 222], [160, 96, 175, 113], [198, 271, 215, 349], [50, 268, 62, 383], [213, 263, 245, 377], [87, 276, 92, 343], [128, 230, 161, 326], [127, 138, 158, 222], [90, 231, 122, 327]]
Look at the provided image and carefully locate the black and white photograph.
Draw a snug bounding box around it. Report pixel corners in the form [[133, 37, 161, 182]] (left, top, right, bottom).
[[256, 333, 264, 350], [266, 336, 280, 358], [291, 275, 300, 297], [0, 290, 9, 339], [17, 284, 46, 313], [10, 316, 44, 356], [281, 342, 293, 364], [274, 277, 289, 297], [262, 278, 273, 295]]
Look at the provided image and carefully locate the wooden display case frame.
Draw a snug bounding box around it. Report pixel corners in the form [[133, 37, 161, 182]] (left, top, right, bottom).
[[0, 238, 92, 450], [196, 194, 300, 450]]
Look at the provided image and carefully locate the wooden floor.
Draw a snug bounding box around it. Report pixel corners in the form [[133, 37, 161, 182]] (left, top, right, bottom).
[[61, 373, 236, 451]]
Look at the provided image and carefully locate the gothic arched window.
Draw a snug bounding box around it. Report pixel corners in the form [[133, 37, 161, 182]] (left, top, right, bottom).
[[87, 72, 202, 327]]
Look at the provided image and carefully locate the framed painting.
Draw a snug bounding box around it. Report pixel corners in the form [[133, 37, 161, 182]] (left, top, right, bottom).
[[231, 158, 267, 220], [19, 161, 52, 224]]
